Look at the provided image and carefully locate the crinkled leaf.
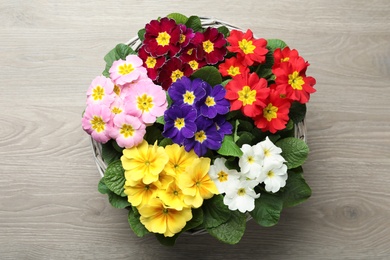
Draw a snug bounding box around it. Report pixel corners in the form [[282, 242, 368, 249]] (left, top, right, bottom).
[[267, 39, 288, 52], [182, 208, 204, 232], [128, 207, 149, 237], [144, 125, 163, 144], [167, 13, 188, 24], [207, 210, 246, 245], [202, 195, 231, 229], [221, 79, 231, 87], [103, 160, 126, 196], [217, 26, 230, 37], [102, 43, 136, 77], [289, 102, 306, 124], [156, 115, 165, 125], [282, 167, 312, 207], [98, 178, 110, 194], [159, 138, 173, 147], [250, 192, 283, 227], [217, 135, 243, 157], [191, 66, 222, 86], [138, 28, 146, 41], [108, 192, 130, 209], [101, 140, 121, 165], [236, 131, 255, 147], [185, 15, 202, 32], [275, 137, 309, 169], [155, 233, 179, 247]]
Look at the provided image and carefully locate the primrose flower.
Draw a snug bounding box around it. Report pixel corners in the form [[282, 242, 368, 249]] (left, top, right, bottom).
[[225, 72, 270, 118], [109, 55, 147, 86], [178, 24, 194, 48], [227, 29, 268, 66], [82, 104, 112, 143], [238, 143, 265, 179], [143, 17, 182, 57], [163, 144, 198, 177], [138, 198, 192, 237], [254, 88, 292, 133], [110, 114, 146, 149], [86, 76, 115, 106], [162, 104, 197, 144], [223, 179, 260, 213], [123, 178, 159, 208], [257, 137, 286, 167], [138, 45, 166, 81], [157, 57, 192, 90], [192, 27, 227, 65], [124, 81, 167, 124], [258, 162, 288, 193], [208, 157, 240, 194], [168, 76, 206, 106], [214, 115, 233, 137], [158, 181, 188, 210], [109, 95, 126, 118], [184, 116, 223, 157], [198, 83, 230, 119], [273, 56, 316, 104], [272, 47, 300, 69], [179, 44, 206, 73], [218, 57, 249, 78], [121, 140, 169, 184], [178, 158, 219, 208]]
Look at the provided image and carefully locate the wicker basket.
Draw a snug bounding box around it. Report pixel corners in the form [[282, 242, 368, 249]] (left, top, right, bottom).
[[90, 17, 307, 235]]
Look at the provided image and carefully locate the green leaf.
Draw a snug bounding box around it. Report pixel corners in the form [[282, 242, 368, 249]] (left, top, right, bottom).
[[221, 79, 231, 87], [267, 39, 288, 52], [217, 135, 243, 157], [101, 140, 121, 165], [103, 160, 126, 196], [108, 192, 131, 209], [217, 26, 230, 37], [282, 167, 312, 207], [236, 131, 255, 147], [207, 210, 246, 245], [159, 138, 173, 147], [143, 125, 162, 144], [155, 233, 179, 246], [202, 195, 231, 229], [185, 15, 202, 32], [103, 44, 136, 76], [138, 28, 146, 41], [98, 178, 110, 194], [191, 66, 222, 86], [182, 208, 204, 232], [289, 102, 306, 124], [128, 207, 149, 237], [250, 192, 283, 227], [156, 115, 165, 125], [167, 13, 188, 24], [275, 137, 309, 169]]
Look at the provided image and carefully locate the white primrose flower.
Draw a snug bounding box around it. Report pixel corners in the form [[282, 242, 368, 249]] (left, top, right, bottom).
[[223, 179, 260, 213], [238, 144, 265, 179], [257, 137, 286, 167], [209, 158, 240, 194], [258, 162, 288, 193]]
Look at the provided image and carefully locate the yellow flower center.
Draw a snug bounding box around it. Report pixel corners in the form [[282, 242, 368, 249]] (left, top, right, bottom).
[[238, 86, 257, 106], [288, 71, 304, 90], [187, 48, 194, 55], [188, 60, 199, 70], [137, 94, 154, 112], [174, 118, 185, 130], [90, 116, 105, 133], [267, 170, 275, 178], [195, 130, 207, 143], [203, 40, 214, 53], [227, 66, 241, 77], [179, 34, 186, 44], [118, 63, 134, 75], [217, 171, 228, 182], [263, 103, 278, 122], [171, 69, 184, 83], [92, 86, 104, 101], [264, 148, 271, 157], [156, 31, 171, 46], [144, 184, 150, 190], [247, 156, 255, 164], [111, 107, 122, 114], [237, 188, 246, 196], [239, 39, 256, 54], [120, 124, 134, 138], [183, 91, 195, 105], [281, 57, 290, 62], [113, 85, 121, 96], [145, 56, 157, 68], [205, 96, 216, 107]]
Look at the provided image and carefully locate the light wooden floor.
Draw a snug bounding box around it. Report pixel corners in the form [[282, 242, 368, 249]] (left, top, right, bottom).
[[1, 0, 390, 259]]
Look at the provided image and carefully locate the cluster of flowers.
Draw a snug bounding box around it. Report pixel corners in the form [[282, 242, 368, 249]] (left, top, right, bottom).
[[121, 141, 218, 237], [210, 137, 287, 213], [82, 55, 167, 148], [139, 17, 227, 90]]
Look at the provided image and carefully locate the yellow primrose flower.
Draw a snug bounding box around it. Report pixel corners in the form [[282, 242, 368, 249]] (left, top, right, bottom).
[[139, 198, 192, 237], [158, 181, 188, 211], [154, 170, 175, 190], [123, 179, 159, 208], [164, 144, 198, 177], [177, 157, 219, 208], [121, 140, 169, 184]]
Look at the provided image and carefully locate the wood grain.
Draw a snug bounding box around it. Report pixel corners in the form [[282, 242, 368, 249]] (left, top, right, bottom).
[[1, 0, 390, 259]]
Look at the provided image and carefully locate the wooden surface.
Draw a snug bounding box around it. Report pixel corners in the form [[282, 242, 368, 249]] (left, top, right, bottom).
[[1, 0, 390, 259]]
